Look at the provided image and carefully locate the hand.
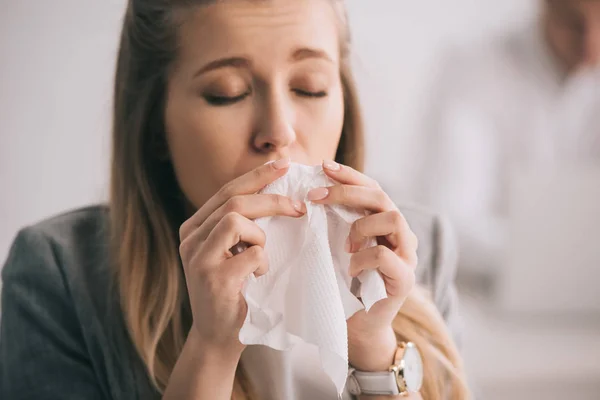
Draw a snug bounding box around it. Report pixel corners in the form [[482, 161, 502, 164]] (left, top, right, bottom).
[[178, 158, 307, 359], [307, 160, 419, 371]]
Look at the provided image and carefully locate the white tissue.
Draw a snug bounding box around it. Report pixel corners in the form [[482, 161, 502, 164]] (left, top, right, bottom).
[[239, 163, 388, 394]]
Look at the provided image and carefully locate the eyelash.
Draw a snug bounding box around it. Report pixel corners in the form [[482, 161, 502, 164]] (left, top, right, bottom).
[[204, 92, 250, 106], [203, 89, 328, 106], [294, 89, 328, 99]]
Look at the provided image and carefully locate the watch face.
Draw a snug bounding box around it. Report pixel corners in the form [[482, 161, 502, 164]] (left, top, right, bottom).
[[403, 343, 424, 392]]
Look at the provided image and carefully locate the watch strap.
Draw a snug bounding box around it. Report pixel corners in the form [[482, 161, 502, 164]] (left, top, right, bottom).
[[346, 367, 401, 396]]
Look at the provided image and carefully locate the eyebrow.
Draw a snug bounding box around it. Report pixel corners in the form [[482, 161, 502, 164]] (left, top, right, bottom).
[[194, 57, 251, 77], [290, 47, 334, 63], [193, 47, 334, 78]]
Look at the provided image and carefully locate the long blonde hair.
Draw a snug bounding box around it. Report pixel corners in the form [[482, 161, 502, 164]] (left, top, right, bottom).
[[110, 1, 469, 399]]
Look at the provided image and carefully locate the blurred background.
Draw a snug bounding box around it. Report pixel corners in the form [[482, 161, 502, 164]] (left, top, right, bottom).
[[1, 1, 599, 399]]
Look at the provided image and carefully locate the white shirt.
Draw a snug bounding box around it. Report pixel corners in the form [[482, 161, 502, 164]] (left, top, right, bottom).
[[241, 343, 354, 400], [418, 23, 600, 276]]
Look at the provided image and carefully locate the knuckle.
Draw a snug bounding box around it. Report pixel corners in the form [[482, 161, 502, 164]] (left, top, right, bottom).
[[254, 268, 267, 278], [352, 218, 366, 238], [271, 194, 285, 208], [389, 210, 404, 226], [218, 181, 236, 200], [257, 261, 270, 277], [411, 232, 419, 249], [252, 166, 266, 181], [376, 189, 389, 206], [255, 226, 267, 247], [179, 222, 189, 241], [224, 196, 244, 214], [223, 212, 243, 231], [375, 245, 389, 261], [261, 231, 268, 247], [339, 185, 351, 199], [247, 245, 263, 260], [249, 246, 268, 275], [179, 238, 192, 260]]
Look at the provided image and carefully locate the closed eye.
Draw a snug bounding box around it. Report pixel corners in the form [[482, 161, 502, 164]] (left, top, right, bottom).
[[204, 92, 250, 106], [294, 89, 328, 98]]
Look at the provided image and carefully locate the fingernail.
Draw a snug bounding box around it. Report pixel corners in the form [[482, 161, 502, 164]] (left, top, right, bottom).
[[307, 187, 329, 201], [323, 160, 341, 171], [293, 200, 306, 213], [345, 236, 352, 253], [272, 158, 290, 170]]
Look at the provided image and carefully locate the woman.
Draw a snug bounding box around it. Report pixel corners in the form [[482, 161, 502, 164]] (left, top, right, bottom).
[[0, 0, 469, 399]]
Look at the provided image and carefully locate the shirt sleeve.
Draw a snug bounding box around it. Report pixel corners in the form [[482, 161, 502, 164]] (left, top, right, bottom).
[[0, 227, 103, 400]]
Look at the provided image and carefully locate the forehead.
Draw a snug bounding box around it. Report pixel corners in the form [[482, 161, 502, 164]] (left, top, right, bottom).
[[176, 0, 341, 70]]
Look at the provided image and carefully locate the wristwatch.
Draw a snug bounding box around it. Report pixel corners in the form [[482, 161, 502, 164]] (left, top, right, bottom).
[[346, 342, 423, 397]]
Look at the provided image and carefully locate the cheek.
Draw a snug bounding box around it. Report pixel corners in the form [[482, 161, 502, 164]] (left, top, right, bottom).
[[297, 87, 345, 163], [164, 92, 250, 208]]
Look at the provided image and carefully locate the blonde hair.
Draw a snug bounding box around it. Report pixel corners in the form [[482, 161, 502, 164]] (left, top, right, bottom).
[[110, 1, 470, 399]]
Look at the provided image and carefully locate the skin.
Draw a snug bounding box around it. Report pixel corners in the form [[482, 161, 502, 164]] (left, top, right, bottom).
[[162, 1, 420, 398], [543, 0, 600, 75]]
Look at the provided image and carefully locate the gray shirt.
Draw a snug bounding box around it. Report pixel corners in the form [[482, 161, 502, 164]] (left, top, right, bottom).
[[0, 205, 461, 400]]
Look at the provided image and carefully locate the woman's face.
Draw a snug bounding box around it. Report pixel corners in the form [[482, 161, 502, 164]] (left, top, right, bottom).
[[165, 0, 345, 209]]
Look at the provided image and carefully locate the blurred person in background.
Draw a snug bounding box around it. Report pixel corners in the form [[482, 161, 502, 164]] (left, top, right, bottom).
[[418, 0, 600, 287]]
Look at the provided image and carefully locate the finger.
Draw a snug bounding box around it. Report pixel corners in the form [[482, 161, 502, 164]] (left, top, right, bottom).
[[179, 158, 291, 240], [321, 160, 380, 188], [203, 212, 266, 263], [221, 245, 269, 285], [348, 211, 418, 264], [307, 184, 395, 213], [198, 194, 306, 242], [180, 222, 211, 267], [349, 245, 415, 297], [349, 245, 400, 279]]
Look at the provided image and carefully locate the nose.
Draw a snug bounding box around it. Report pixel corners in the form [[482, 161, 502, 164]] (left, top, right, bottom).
[[252, 90, 297, 154]]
